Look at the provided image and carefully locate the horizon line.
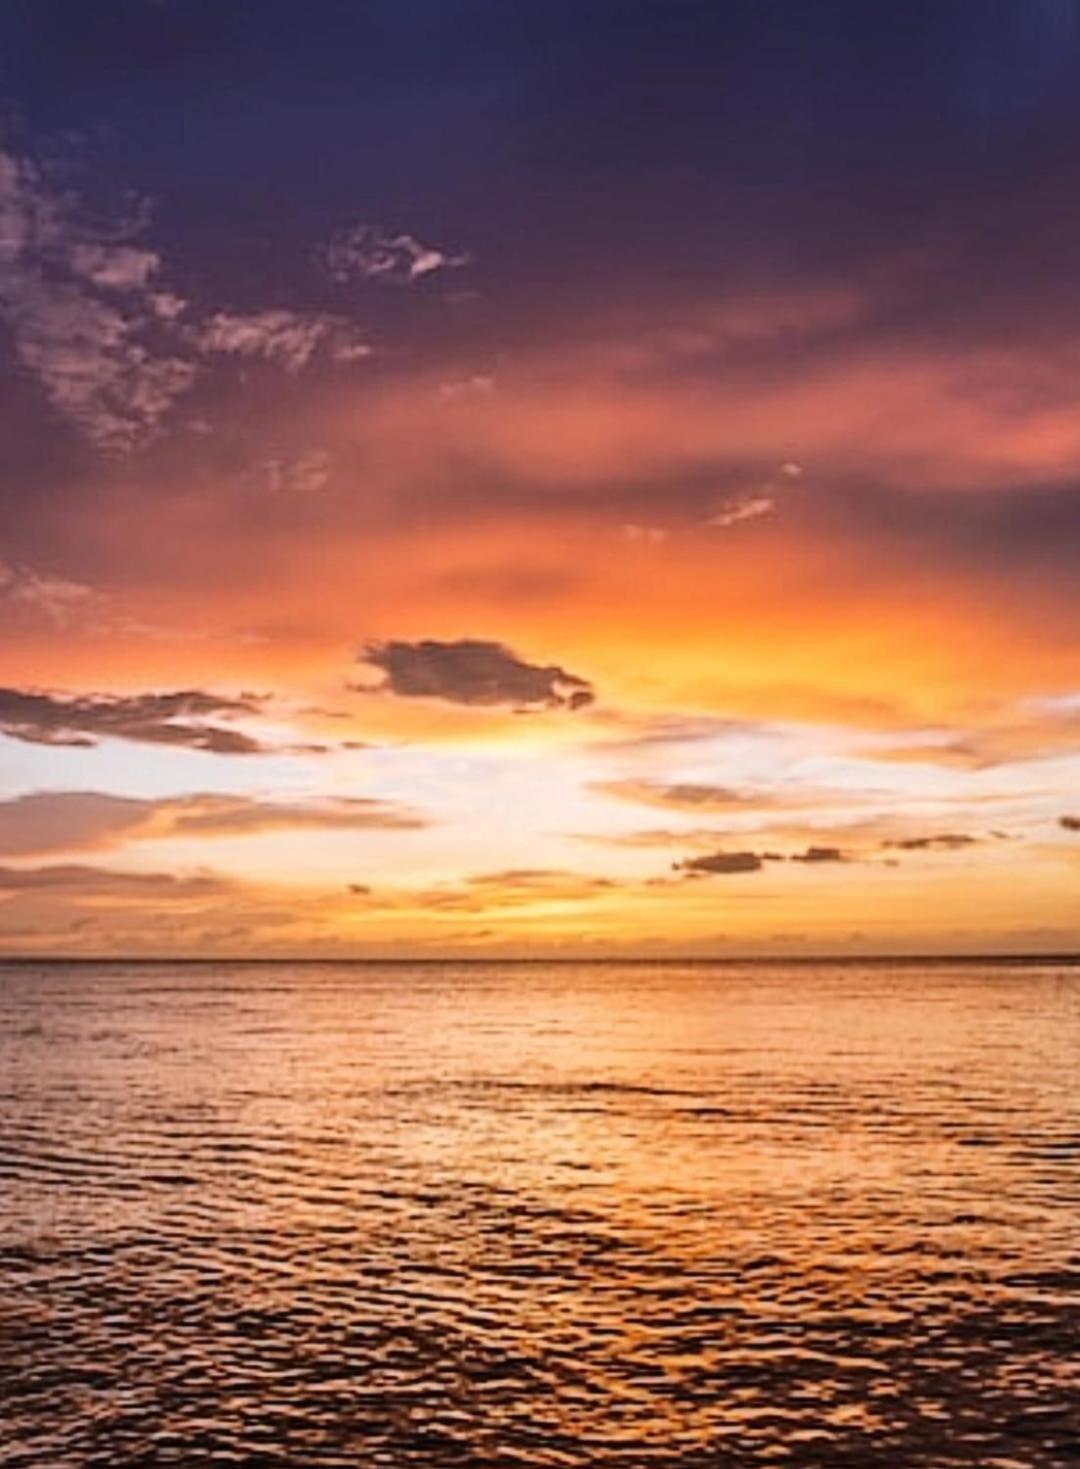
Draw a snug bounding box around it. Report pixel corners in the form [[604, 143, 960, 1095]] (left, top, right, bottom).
[[1, 951, 1078, 967]]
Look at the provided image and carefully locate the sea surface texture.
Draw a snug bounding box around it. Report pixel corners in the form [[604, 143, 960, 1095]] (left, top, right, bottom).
[[1, 959, 1077, 1467]]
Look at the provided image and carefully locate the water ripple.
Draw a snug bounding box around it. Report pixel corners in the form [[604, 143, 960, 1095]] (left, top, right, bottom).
[[1, 959, 1077, 1466]]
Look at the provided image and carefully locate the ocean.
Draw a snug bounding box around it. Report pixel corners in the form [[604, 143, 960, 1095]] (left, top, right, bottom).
[[1, 958, 1077, 1466]]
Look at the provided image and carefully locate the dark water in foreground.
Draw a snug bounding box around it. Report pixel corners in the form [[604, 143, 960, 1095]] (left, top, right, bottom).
[[1, 960, 1077, 1468]]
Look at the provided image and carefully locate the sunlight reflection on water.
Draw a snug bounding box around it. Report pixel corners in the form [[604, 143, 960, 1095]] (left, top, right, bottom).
[[1, 959, 1077, 1466]]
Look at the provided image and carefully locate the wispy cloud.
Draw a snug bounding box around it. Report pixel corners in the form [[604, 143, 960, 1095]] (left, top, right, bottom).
[[0, 790, 427, 856], [191, 310, 369, 373], [0, 145, 373, 453], [0, 863, 230, 899], [0, 560, 96, 626], [587, 712, 761, 753], [868, 703, 1080, 770], [258, 449, 333, 494], [706, 462, 800, 530], [592, 779, 831, 813], [438, 374, 496, 402], [0, 687, 269, 754], [396, 868, 617, 912], [321, 224, 468, 285], [0, 147, 195, 452], [595, 780, 757, 812], [884, 833, 979, 851], [706, 493, 776, 529], [621, 523, 668, 544]]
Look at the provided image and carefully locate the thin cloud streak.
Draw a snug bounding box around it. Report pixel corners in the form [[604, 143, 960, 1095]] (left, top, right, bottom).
[[0, 688, 268, 754], [0, 790, 429, 857]]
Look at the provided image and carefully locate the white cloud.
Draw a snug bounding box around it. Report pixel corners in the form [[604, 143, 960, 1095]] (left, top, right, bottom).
[[321, 223, 468, 285], [707, 463, 800, 529], [260, 449, 332, 494], [149, 290, 186, 321], [195, 309, 327, 372], [330, 338, 374, 363], [67, 242, 160, 292], [438, 374, 496, 401], [192, 309, 370, 373], [707, 494, 776, 529]]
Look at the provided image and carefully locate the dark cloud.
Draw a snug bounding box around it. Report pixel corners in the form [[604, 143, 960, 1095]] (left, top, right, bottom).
[[0, 688, 267, 754], [0, 790, 427, 856], [885, 833, 978, 851], [675, 850, 764, 877], [357, 639, 594, 711], [675, 842, 854, 875], [1060, 816, 1080, 832]]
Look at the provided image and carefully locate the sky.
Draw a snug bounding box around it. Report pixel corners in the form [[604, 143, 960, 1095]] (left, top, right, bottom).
[[1, 0, 1079, 957]]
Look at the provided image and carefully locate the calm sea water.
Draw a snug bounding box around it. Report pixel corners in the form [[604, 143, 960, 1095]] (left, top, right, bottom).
[[1, 959, 1077, 1467]]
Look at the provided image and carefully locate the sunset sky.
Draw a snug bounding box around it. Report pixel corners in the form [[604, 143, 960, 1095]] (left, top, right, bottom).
[[2, 0, 1079, 956]]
